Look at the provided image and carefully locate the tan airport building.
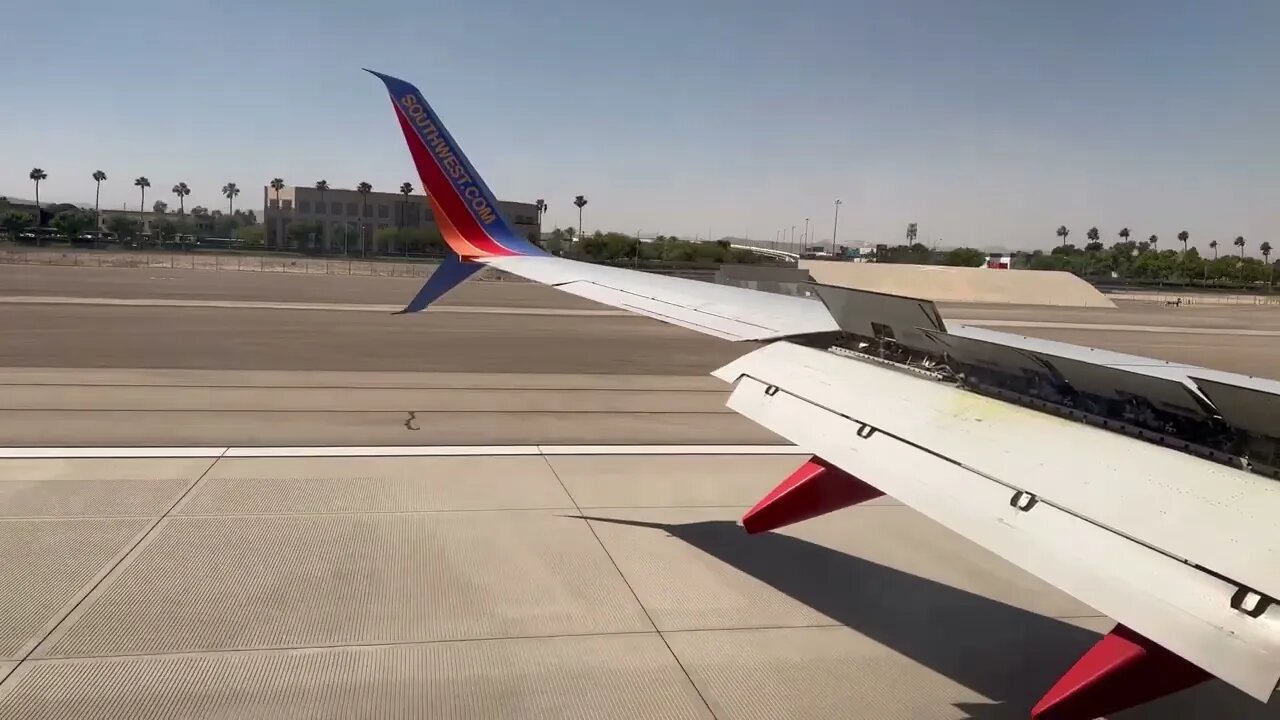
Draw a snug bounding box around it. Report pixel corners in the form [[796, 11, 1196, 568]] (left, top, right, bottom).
[[262, 185, 540, 253]]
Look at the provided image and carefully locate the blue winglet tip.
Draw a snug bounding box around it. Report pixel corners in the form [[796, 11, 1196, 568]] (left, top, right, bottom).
[[395, 254, 485, 316], [364, 68, 410, 91]]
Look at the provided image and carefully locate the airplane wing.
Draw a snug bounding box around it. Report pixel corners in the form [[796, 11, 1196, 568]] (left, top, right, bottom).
[[367, 69, 1280, 718], [365, 69, 837, 342]]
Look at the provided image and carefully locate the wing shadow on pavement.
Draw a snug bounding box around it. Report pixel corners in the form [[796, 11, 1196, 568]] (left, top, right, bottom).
[[576, 516, 1277, 720]]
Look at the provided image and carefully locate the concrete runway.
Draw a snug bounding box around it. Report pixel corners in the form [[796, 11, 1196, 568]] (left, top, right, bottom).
[[0, 263, 605, 308], [1, 448, 1271, 719], [0, 368, 776, 447], [3, 264, 1279, 377], [2, 264, 1279, 717]]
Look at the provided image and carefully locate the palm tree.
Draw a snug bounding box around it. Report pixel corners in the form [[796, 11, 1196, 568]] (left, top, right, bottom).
[[1261, 242, 1273, 287], [92, 170, 107, 227], [172, 182, 190, 215], [268, 178, 285, 248], [222, 182, 240, 215], [29, 168, 47, 222], [134, 176, 150, 232], [574, 195, 588, 240], [315, 180, 330, 250], [357, 182, 372, 256], [1209, 239, 1219, 259], [535, 199, 547, 227], [398, 182, 414, 254], [1234, 235, 1246, 258], [1055, 225, 1069, 246], [1086, 227, 1100, 245], [1119, 227, 1130, 243]]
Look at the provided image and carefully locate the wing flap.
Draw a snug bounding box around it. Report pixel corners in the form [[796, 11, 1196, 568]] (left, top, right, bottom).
[[714, 342, 1280, 603], [715, 342, 1280, 699]]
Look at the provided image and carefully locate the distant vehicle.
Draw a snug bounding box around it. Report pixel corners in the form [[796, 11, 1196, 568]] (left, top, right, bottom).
[[76, 230, 116, 243], [985, 254, 1012, 269]]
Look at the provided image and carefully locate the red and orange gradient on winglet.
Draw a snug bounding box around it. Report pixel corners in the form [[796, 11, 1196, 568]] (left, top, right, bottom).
[[367, 69, 544, 312]]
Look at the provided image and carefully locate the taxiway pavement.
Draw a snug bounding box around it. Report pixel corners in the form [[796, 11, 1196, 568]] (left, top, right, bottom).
[[2, 263, 1277, 718]]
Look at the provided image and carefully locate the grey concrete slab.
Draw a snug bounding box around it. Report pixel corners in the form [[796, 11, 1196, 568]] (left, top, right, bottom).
[[0, 458, 214, 482], [668, 625, 996, 720], [549, 454, 815, 509], [0, 305, 745, 374], [0, 518, 151, 660], [0, 368, 728, 392], [0, 459, 211, 518], [0, 263, 604, 309], [1, 386, 731, 413], [939, 301, 1280, 332], [984, 328, 1280, 378], [0, 409, 778, 447], [35, 511, 651, 658], [664, 623, 1276, 720], [178, 457, 572, 515], [0, 635, 712, 720], [584, 506, 1095, 632]]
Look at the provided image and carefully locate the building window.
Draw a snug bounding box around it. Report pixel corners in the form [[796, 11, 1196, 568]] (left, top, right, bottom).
[[298, 200, 311, 213], [282, 199, 293, 210], [268, 199, 279, 208], [378, 205, 390, 219], [346, 202, 358, 216], [331, 202, 341, 215]]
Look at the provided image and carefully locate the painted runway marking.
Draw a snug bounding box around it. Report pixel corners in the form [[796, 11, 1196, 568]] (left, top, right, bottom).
[[0, 444, 806, 459]]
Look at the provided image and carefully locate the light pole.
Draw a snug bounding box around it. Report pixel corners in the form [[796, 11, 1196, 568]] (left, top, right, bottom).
[[791, 225, 796, 252], [832, 199, 842, 255], [803, 217, 809, 250]]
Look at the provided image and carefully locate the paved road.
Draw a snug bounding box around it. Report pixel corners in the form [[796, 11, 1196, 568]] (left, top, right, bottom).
[[4, 266, 1279, 447], [0, 304, 745, 374], [0, 263, 599, 309], [0, 449, 1269, 719], [6, 299, 1278, 377], [0, 368, 775, 447], [5, 263, 1280, 375], [9, 263, 1280, 329], [2, 265, 1278, 717]]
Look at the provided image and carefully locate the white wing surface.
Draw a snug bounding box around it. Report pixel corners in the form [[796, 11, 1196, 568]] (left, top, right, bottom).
[[480, 254, 838, 341]]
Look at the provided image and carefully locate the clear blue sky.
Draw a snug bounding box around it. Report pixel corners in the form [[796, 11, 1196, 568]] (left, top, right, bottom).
[[3, 0, 1277, 252]]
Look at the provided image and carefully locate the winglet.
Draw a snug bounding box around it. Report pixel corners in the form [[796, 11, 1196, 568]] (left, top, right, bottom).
[[395, 250, 485, 314], [366, 68, 544, 262]]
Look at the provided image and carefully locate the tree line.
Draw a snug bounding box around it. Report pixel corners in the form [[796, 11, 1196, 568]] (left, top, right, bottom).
[[3, 168, 255, 246], [1038, 226, 1272, 284], [542, 227, 771, 265]]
